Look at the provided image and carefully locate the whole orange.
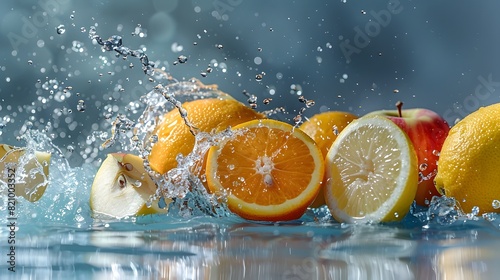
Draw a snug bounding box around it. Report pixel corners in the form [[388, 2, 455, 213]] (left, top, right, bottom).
[[299, 111, 358, 207], [149, 98, 265, 175]]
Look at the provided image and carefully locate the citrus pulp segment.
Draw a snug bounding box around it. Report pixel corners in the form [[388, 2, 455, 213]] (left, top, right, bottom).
[[324, 116, 418, 223], [205, 119, 325, 221]]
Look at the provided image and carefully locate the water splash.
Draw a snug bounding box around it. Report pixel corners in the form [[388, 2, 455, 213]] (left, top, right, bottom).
[[156, 131, 233, 218], [88, 26, 155, 76], [0, 129, 94, 229], [414, 196, 463, 226], [129, 80, 238, 217]]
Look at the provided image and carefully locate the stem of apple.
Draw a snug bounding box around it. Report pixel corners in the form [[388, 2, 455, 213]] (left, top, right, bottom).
[[396, 101, 403, 118]]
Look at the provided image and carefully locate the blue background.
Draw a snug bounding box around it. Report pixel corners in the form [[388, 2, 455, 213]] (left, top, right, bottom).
[[1, 0, 499, 165]]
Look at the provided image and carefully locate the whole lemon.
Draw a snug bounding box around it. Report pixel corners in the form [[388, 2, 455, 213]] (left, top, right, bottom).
[[434, 103, 500, 214]]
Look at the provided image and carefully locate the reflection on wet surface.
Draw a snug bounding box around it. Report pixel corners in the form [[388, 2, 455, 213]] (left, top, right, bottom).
[[2, 216, 500, 279]]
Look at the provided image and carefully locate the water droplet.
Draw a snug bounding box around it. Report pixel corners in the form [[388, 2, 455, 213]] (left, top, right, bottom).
[[200, 72, 207, 77], [306, 100, 315, 108], [177, 55, 188, 63], [150, 135, 158, 143], [56, 25, 66, 35], [333, 125, 339, 135], [255, 73, 264, 81], [493, 200, 500, 209], [77, 100, 86, 112], [216, 44, 223, 49], [80, 27, 87, 33], [263, 98, 272, 105], [393, 89, 400, 93], [419, 163, 428, 171], [293, 115, 302, 125], [290, 84, 303, 95], [471, 206, 480, 216], [432, 150, 440, 157], [257, 47, 263, 52], [483, 212, 496, 221], [28, 60, 33, 65], [171, 42, 183, 53]]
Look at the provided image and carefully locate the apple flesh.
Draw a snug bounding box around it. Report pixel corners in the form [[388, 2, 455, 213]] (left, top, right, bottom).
[[365, 107, 450, 206], [0, 144, 51, 202], [90, 153, 170, 218]]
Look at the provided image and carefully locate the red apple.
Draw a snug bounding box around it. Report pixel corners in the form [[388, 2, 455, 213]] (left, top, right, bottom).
[[365, 102, 450, 206]]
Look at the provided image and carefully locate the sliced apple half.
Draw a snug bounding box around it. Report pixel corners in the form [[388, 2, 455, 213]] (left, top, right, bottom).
[[0, 144, 51, 202], [90, 153, 170, 218]]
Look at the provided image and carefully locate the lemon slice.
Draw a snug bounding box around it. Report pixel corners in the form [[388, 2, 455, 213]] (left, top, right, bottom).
[[324, 116, 418, 223]]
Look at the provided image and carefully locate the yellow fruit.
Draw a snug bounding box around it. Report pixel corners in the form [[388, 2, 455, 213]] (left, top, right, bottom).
[[149, 98, 265, 175], [324, 116, 418, 223], [205, 119, 325, 221], [0, 144, 50, 202], [300, 111, 358, 207], [300, 111, 358, 158], [434, 103, 500, 214]]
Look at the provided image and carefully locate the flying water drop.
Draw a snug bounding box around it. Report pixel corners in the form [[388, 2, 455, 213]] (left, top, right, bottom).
[[77, 100, 86, 112], [56, 25, 66, 35]]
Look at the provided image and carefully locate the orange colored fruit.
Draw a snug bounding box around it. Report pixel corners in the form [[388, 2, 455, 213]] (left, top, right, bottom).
[[300, 111, 358, 158], [149, 98, 265, 175], [299, 111, 358, 207], [205, 119, 325, 221]]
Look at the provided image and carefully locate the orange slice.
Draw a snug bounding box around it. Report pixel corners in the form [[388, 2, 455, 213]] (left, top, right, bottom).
[[205, 119, 325, 221]]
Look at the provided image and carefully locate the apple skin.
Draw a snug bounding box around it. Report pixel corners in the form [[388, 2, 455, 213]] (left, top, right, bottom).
[[365, 108, 450, 206]]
